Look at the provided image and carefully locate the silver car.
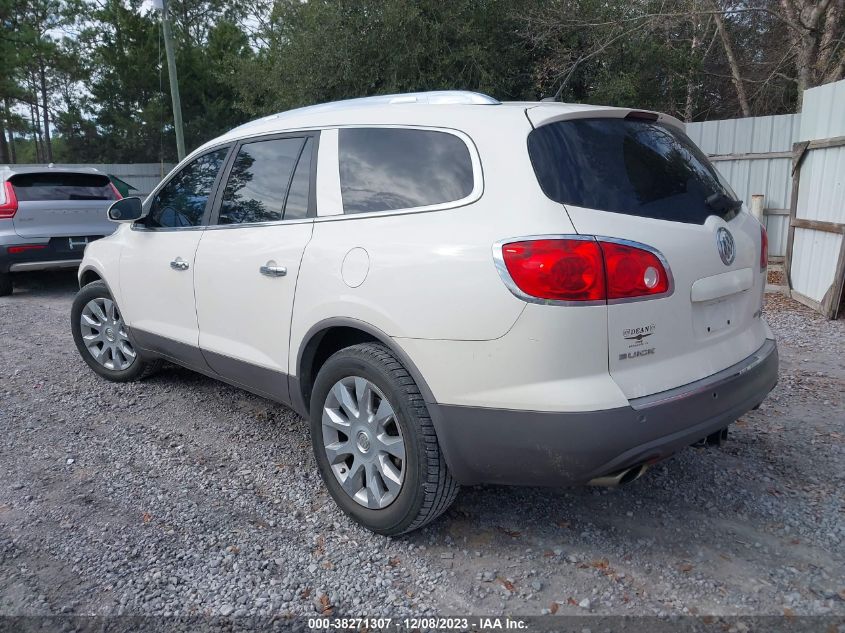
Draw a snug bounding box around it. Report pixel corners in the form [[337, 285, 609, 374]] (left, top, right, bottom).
[[0, 166, 120, 296]]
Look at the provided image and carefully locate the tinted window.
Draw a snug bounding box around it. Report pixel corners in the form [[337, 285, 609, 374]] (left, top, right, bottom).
[[146, 148, 228, 228], [339, 128, 474, 214], [528, 119, 740, 224], [218, 137, 311, 225], [11, 172, 116, 201], [284, 138, 313, 220]]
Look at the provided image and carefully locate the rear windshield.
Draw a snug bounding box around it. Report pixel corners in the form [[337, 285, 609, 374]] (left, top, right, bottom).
[[10, 173, 116, 201], [528, 118, 740, 224]]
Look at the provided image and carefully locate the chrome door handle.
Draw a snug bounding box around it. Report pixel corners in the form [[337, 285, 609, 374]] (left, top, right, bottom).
[[170, 258, 189, 271], [260, 262, 287, 277]]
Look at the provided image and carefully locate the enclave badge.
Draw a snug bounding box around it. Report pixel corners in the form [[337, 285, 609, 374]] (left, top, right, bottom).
[[716, 227, 736, 266]]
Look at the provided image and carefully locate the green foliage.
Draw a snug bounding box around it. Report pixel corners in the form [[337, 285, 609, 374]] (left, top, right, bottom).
[[233, 0, 537, 116], [1, 0, 838, 163]]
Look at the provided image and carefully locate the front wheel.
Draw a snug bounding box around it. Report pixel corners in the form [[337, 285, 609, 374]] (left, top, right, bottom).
[[71, 281, 160, 382], [310, 343, 459, 535]]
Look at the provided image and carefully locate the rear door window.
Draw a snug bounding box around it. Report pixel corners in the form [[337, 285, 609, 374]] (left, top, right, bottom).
[[11, 173, 116, 201], [217, 136, 313, 225], [338, 128, 474, 214], [528, 118, 740, 224]]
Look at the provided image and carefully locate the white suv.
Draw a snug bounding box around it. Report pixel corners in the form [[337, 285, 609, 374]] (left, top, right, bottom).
[[71, 91, 778, 535]]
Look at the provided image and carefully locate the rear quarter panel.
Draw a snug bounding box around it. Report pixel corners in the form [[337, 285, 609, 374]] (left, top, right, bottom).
[[289, 108, 609, 392]]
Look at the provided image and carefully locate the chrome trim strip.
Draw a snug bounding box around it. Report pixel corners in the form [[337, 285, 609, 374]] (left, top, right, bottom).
[[491, 234, 607, 307], [130, 224, 206, 233], [630, 338, 777, 410], [10, 259, 80, 272], [203, 217, 314, 230]]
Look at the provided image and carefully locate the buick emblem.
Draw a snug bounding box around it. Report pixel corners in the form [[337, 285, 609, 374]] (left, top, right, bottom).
[[716, 227, 736, 266]]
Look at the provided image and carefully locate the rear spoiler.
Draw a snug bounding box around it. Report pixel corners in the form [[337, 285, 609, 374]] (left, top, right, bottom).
[[525, 104, 685, 131]]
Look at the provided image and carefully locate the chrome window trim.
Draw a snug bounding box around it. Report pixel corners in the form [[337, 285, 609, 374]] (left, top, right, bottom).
[[317, 124, 484, 220], [491, 234, 674, 307], [131, 224, 206, 233], [202, 217, 314, 231]]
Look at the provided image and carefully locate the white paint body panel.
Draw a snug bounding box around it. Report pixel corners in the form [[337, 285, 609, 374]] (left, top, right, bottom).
[[564, 205, 768, 399], [396, 303, 628, 412], [118, 228, 203, 346], [690, 268, 754, 303], [193, 222, 314, 373]]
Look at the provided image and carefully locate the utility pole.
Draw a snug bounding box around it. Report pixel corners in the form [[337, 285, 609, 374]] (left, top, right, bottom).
[[159, 0, 186, 161]]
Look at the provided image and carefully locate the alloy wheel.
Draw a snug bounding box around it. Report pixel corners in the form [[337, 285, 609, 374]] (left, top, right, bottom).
[[322, 376, 406, 509], [79, 297, 136, 371]]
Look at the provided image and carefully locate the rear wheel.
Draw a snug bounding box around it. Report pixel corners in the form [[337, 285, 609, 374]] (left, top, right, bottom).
[[71, 281, 160, 382], [0, 273, 12, 297], [310, 343, 458, 535]]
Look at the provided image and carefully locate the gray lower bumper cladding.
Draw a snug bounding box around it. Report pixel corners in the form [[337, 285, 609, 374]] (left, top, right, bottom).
[[430, 339, 779, 486]]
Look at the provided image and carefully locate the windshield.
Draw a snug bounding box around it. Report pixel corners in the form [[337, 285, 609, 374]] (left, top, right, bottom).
[[528, 118, 740, 224]]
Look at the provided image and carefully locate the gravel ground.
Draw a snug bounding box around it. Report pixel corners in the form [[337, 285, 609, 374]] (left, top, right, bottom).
[[0, 271, 843, 618]]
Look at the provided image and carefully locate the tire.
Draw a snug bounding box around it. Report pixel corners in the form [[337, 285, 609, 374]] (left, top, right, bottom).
[[310, 343, 459, 535], [71, 281, 161, 382], [0, 273, 11, 297]]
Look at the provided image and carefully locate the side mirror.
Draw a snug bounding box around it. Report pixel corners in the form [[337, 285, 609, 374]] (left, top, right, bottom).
[[107, 197, 145, 222]]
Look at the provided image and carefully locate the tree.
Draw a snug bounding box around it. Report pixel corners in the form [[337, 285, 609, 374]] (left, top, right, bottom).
[[232, 0, 537, 117], [779, 0, 844, 100], [3, 0, 843, 164], [16, 0, 67, 162]]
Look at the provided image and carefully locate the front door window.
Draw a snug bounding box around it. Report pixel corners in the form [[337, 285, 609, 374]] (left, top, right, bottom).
[[145, 148, 228, 228]]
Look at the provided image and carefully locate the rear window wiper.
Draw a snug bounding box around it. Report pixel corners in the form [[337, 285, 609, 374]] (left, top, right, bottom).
[[705, 192, 742, 213]]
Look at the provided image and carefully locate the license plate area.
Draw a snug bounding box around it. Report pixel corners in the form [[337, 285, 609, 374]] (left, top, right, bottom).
[[692, 296, 741, 338], [49, 235, 103, 253]]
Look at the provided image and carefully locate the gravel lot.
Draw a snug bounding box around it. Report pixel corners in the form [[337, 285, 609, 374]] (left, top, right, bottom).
[[1, 271, 843, 618]]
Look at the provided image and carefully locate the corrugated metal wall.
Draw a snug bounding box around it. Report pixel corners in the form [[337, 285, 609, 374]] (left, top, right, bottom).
[[0, 163, 174, 198], [790, 80, 845, 308], [686, 114, 801, 257]]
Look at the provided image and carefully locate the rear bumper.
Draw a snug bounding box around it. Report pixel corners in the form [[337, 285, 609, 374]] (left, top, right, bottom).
[[0, 236, 103, 274], [430, 338, 778, 486]]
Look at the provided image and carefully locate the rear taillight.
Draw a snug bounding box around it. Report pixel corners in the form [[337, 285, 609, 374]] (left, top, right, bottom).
[[599, 240, 670, 300], [760, 224, 768, 271], [7, 244, 47, 254], [499, 239, 606, 302], [109, 182, 123, 200], [496, 236, 671, 303], [0, 181, 18, 219]]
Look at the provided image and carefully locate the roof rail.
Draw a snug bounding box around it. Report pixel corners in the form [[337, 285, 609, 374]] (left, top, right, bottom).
[[232, 91, 500, 133]]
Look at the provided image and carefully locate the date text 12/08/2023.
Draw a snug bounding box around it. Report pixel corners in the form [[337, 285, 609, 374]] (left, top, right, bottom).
[[307, 617, 528, 630]]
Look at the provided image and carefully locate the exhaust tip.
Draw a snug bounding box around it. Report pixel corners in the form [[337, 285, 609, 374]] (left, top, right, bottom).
[[692, 427, 729, 448], [618, 464, 647, 486], [588, 463, 648, 487]]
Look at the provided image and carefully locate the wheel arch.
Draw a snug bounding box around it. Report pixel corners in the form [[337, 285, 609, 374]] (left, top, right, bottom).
[[293, 317, 438, 419], [77, 265, 122, 320], [78, 266, 104, 288]]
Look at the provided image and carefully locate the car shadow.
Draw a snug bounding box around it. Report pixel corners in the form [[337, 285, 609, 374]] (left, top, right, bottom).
[[5, 270, 80, 298]]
